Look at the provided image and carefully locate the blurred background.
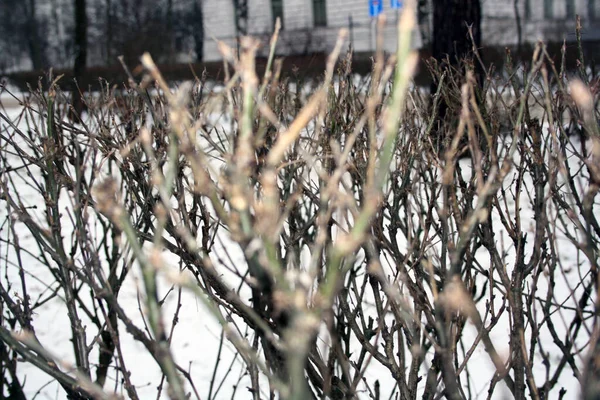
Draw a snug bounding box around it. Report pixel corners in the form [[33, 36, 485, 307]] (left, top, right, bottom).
[[0, 0, 599, 83]]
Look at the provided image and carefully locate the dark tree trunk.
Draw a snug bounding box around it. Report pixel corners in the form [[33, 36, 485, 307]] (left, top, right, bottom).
[[25, 0, 47, 70], [105, 0, 113, 64], [166, 0, 174, 59], [431, 0, 481, 70], [72, 0, 87, 119], [582, 334, 600, 400], [514, 0, 523, 56], [167, 0, 173, 34], [430, 0, 482, 151], [193, 0, 204, 62]]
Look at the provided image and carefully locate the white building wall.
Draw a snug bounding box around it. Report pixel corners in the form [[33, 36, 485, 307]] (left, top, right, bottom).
[[481, 0, 600, 46], [249, 0, 274, 35], [200, 0, 600, 61], [202, 0, 237, 60], [282, 0, 311, 30]]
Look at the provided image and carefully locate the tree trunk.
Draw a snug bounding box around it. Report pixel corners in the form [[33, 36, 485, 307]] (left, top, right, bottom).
[[72, 0, 87, 119], [432, 0, 481, 69], [193, 0, 205, 62], [430, 0, 482, 151], [167, 0, 174, 59], [25, 0, 47, 70], [514, 0, 523, 57], [105, 0, 113, 64], [582, 334, 600, 400]]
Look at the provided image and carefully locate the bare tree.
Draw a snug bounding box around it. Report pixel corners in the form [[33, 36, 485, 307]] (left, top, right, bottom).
[[72, 0, 88, 118], [0, 0, 48, 70], [192, 0, 204, 61], [514, 0, 523, 55], [105, 0, 114, 64], [24, 0, 49, 70]]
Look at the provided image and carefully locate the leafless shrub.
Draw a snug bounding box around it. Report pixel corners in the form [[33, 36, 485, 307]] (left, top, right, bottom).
[[1, 8, 599, 400]]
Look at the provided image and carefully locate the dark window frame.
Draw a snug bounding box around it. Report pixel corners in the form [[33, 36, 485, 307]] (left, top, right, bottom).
[[313, 0, 327, 27], [566, 0, 575, 19], [271, 0, 284, 29], [544, 0, 554, 19]]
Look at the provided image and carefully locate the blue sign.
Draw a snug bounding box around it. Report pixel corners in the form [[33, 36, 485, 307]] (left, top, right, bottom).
[[391, 0, 403, 9], [369, 0, 383, 17]]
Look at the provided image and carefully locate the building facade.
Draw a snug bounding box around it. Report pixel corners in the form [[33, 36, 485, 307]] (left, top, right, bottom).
[[199, 0, 600, 61], [2, 0, 598, 72]]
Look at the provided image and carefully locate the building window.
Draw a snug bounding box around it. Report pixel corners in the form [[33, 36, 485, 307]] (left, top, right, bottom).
[[590, 0, 596, 20], [271, 0, 284, 28], [566, 0, 575, 18], [544, 0, 554, 19], [313, 0, 327, 26]]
